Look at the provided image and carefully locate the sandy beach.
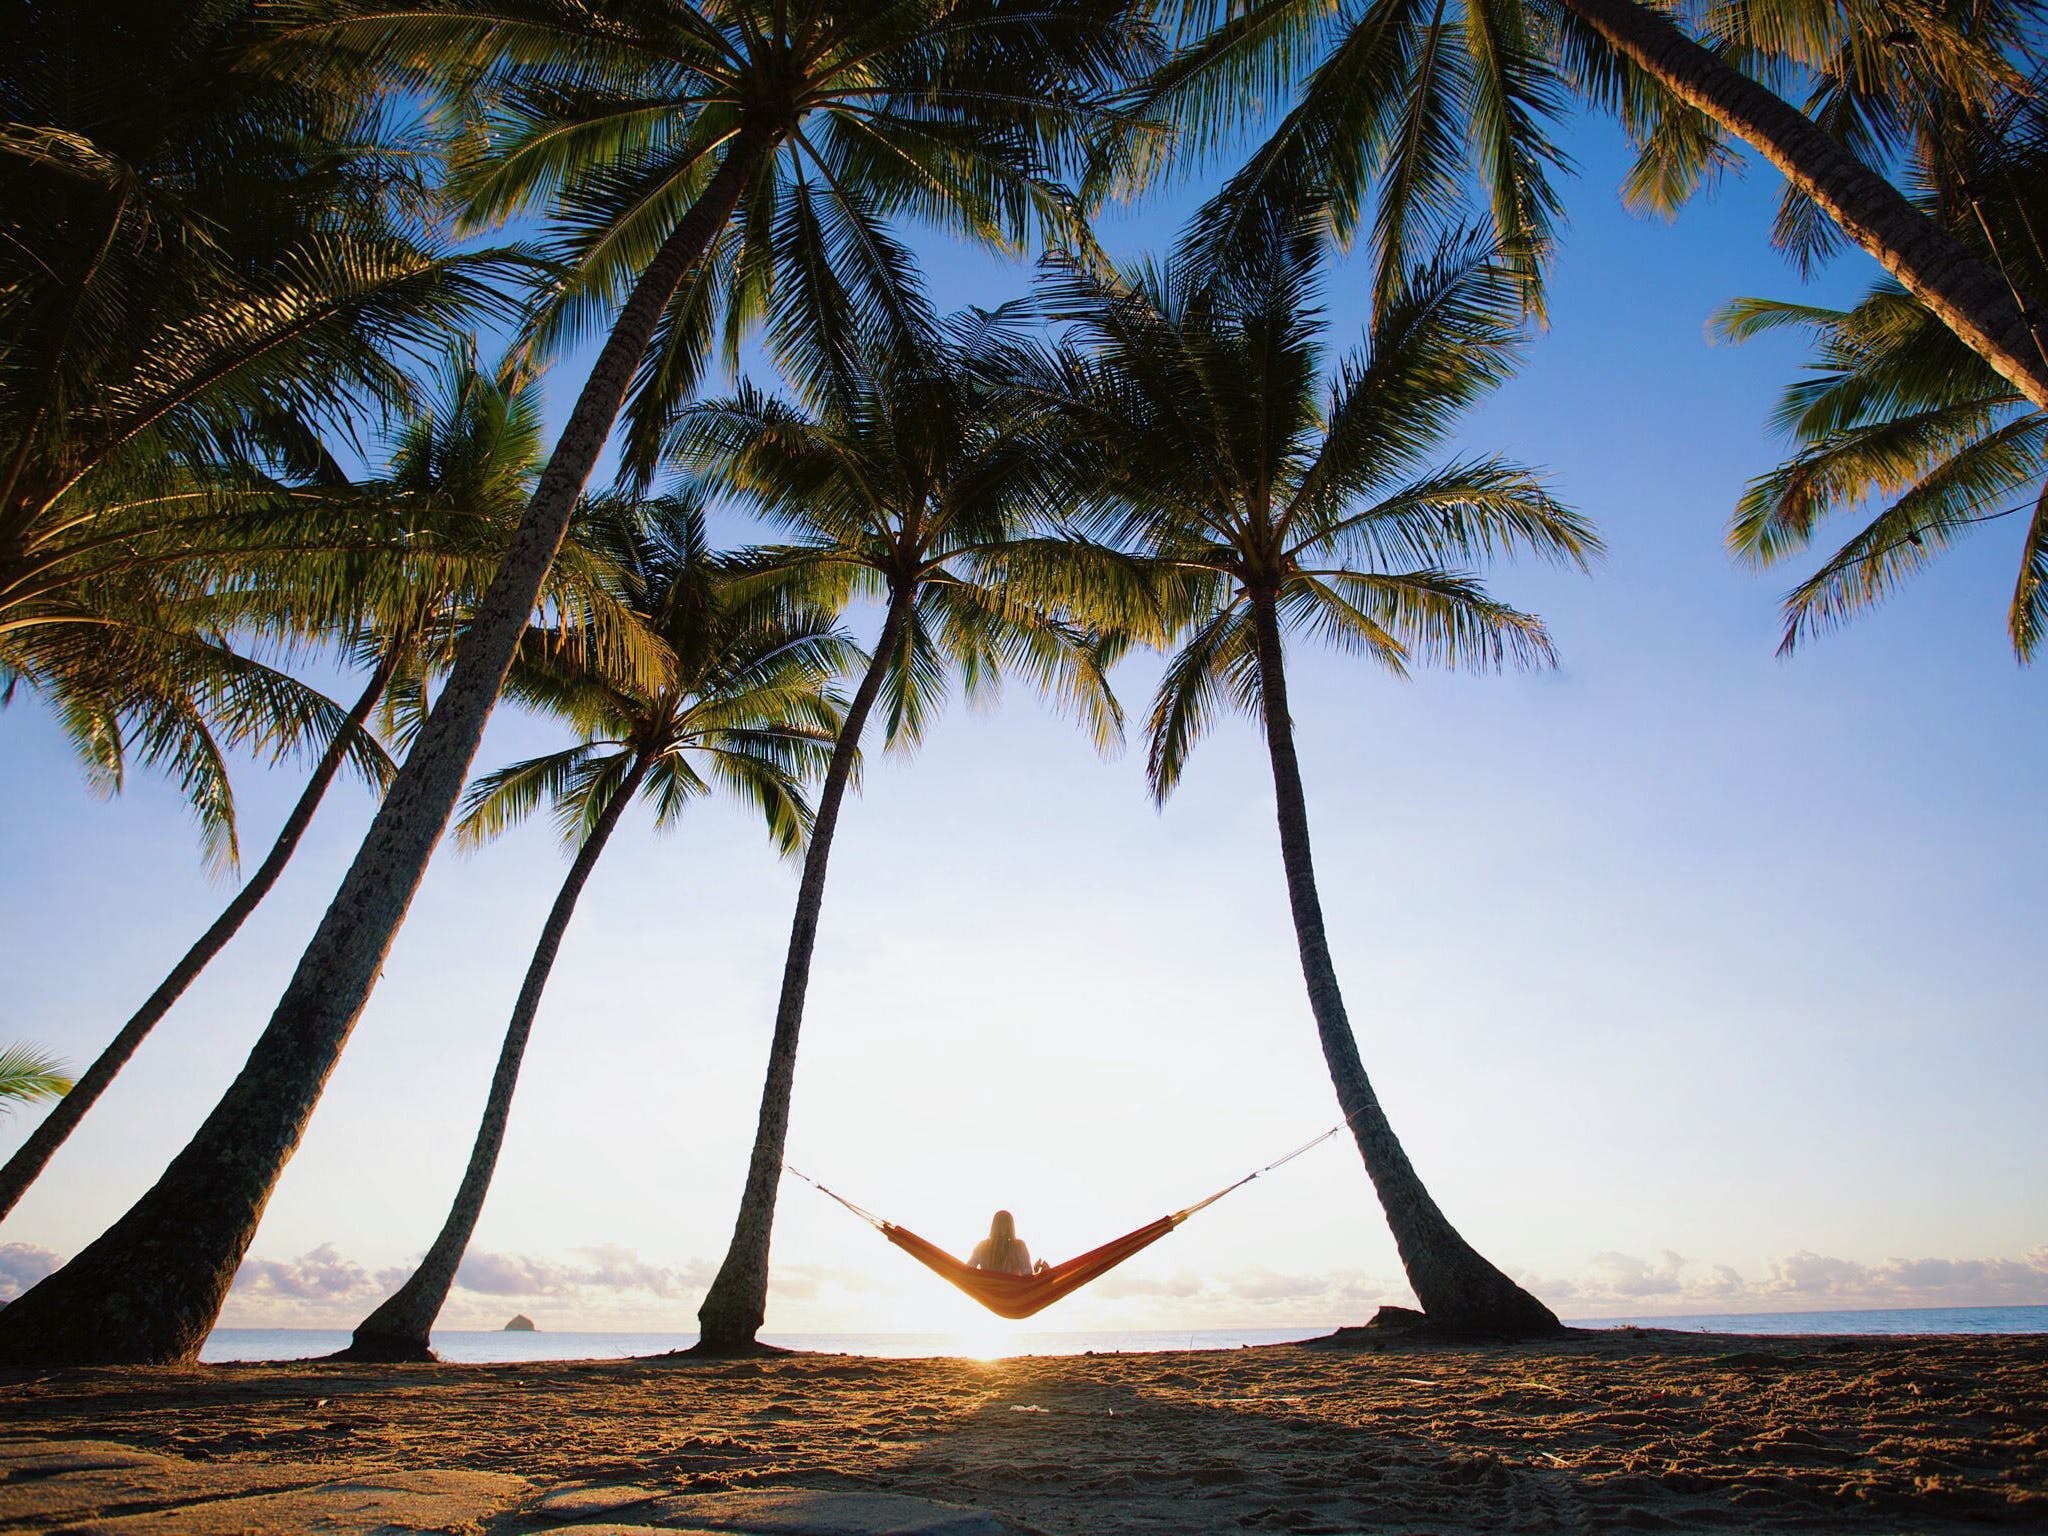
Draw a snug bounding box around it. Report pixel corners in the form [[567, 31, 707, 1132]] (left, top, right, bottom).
[[3, 1327, 2043, 1533]]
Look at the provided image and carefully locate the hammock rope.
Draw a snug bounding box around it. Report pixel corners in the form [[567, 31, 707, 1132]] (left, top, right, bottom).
[[783, 1165, 889, 1230], [784, 1121, 1348, 1320]]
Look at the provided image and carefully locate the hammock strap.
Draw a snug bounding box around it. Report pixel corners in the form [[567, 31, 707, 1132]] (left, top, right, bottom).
[[1169, 1122, 1346, 1224], [783, 1164, 887, 1230], [786, 1120, 1347, 1235]]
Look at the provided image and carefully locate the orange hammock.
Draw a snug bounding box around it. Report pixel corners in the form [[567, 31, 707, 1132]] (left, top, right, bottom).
[[881, 1214, 1182, 1320], [785, 1125, 1343, 1321]]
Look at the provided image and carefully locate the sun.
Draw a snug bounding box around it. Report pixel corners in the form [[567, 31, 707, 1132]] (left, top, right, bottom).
[[946, 1318, 1030, 1360]]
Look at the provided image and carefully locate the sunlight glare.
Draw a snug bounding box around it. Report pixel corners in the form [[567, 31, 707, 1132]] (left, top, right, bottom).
[[948, 1317, 1030, 1360]]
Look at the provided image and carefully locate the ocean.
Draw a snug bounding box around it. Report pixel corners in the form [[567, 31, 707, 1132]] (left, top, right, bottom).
[[201, 1303, 2048, 1364]]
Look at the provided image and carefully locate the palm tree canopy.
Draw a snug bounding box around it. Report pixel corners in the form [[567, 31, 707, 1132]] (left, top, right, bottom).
[[1717, 66, 2048, 659], [1718, 285, 2046, 658], [0, 0, 519, 867], [278, 0, 1163, 481], [0, 0, 517, 554], [1106, 0, 2027, 316], [271, 350, 671, 748], [669, 306, 1140, 755], [457, 493, 856, 856], [1014, 218, 1601, 797]]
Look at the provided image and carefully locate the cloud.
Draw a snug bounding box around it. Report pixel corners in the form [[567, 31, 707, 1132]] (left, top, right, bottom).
[[1584, 1249, 1688, 1298], [1227, 1269, 1353, 1303], [453, 1244, 711, 1301], [210, 1242, 713, 1329], [450, 1251, 557, 1297], [1541, 1245, 2048, 1318], [0, 1243, 59, 1303], [1769, 1250, 1869, 1296], [21, 1234, 2041, 1332], [1758, 1249, 2048, 1306], [1091, 1267, 1205, 1301], [233, 1244, 403, 1306]]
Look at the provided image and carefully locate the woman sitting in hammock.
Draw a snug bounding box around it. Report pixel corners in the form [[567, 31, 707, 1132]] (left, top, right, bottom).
[[969, 1210, 1049, 1276]]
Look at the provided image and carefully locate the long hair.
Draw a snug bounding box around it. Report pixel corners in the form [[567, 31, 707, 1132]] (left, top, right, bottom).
[[983, 1209, 1026, 1269]]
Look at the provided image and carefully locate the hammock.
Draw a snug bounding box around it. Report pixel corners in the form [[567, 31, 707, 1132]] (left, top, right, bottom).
[[786, 1125, 1343, 1321]]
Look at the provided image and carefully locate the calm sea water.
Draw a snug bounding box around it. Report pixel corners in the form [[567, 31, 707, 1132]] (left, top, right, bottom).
[[201, 1305, 2048, 1364]]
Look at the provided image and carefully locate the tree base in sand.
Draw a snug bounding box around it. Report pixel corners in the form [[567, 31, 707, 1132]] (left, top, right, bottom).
[[328, 1334, 438, 1364], [1310, 1303, 1569, 1346], [673, 1338, 795, 1360]]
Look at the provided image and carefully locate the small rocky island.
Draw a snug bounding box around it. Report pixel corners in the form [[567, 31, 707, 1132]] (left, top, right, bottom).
[[502, 1314, 537, 1332]]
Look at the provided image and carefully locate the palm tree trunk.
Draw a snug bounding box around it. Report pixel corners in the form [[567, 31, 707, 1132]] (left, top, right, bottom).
[[695, 591, 914, 1353], [340, 754, 650, 1363], [1560, 0, 2048, 411], [0, 126, 776, 1368], [0, 653, 397, 1226], [1246, 590, 1559, 1337]]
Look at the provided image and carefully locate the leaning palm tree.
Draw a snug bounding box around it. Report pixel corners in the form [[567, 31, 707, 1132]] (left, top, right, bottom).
[[0, 1048, 72, 1115], [342, 495, 852, 1361], [0, 0, 1158, 1368], [1024, 221, 1601, 1335], [0, 357, 643, 1226], [1119, 0, 2048, 410], [674, 311, 1137, 1352]]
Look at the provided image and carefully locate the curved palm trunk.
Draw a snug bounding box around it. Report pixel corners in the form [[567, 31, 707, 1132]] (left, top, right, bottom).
[[695, 593, 914, 1353], [1561, 0, 2048, 411], [340, 755, 650, 1363], [1247, 591, 1558, 1337], [0, 653, 397, 1226], [0, 126, 774, 1367]]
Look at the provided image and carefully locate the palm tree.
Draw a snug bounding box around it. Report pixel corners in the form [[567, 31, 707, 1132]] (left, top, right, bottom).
[[1022, 222, 1601, 1335], [674, 311, 1137, 1352], [1714, 65, 2048, 658], [0, 0, 1156, 1368], [1121, 0, 2048, 411], [343, 495, 852, 1361], [0, 1048, 72, 1115], [0, 357, 641, 1226]]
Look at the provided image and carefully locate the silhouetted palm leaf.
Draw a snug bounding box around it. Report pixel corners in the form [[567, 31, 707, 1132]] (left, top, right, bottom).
[[0, 1047, 71, 1113]]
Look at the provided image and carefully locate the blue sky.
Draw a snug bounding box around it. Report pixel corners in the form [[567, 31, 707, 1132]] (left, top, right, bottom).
[[2, 107, 2044, 1338]]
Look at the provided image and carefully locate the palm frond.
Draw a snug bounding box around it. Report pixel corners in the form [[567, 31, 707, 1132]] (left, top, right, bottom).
[[0, 1045, 72, 1111]]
